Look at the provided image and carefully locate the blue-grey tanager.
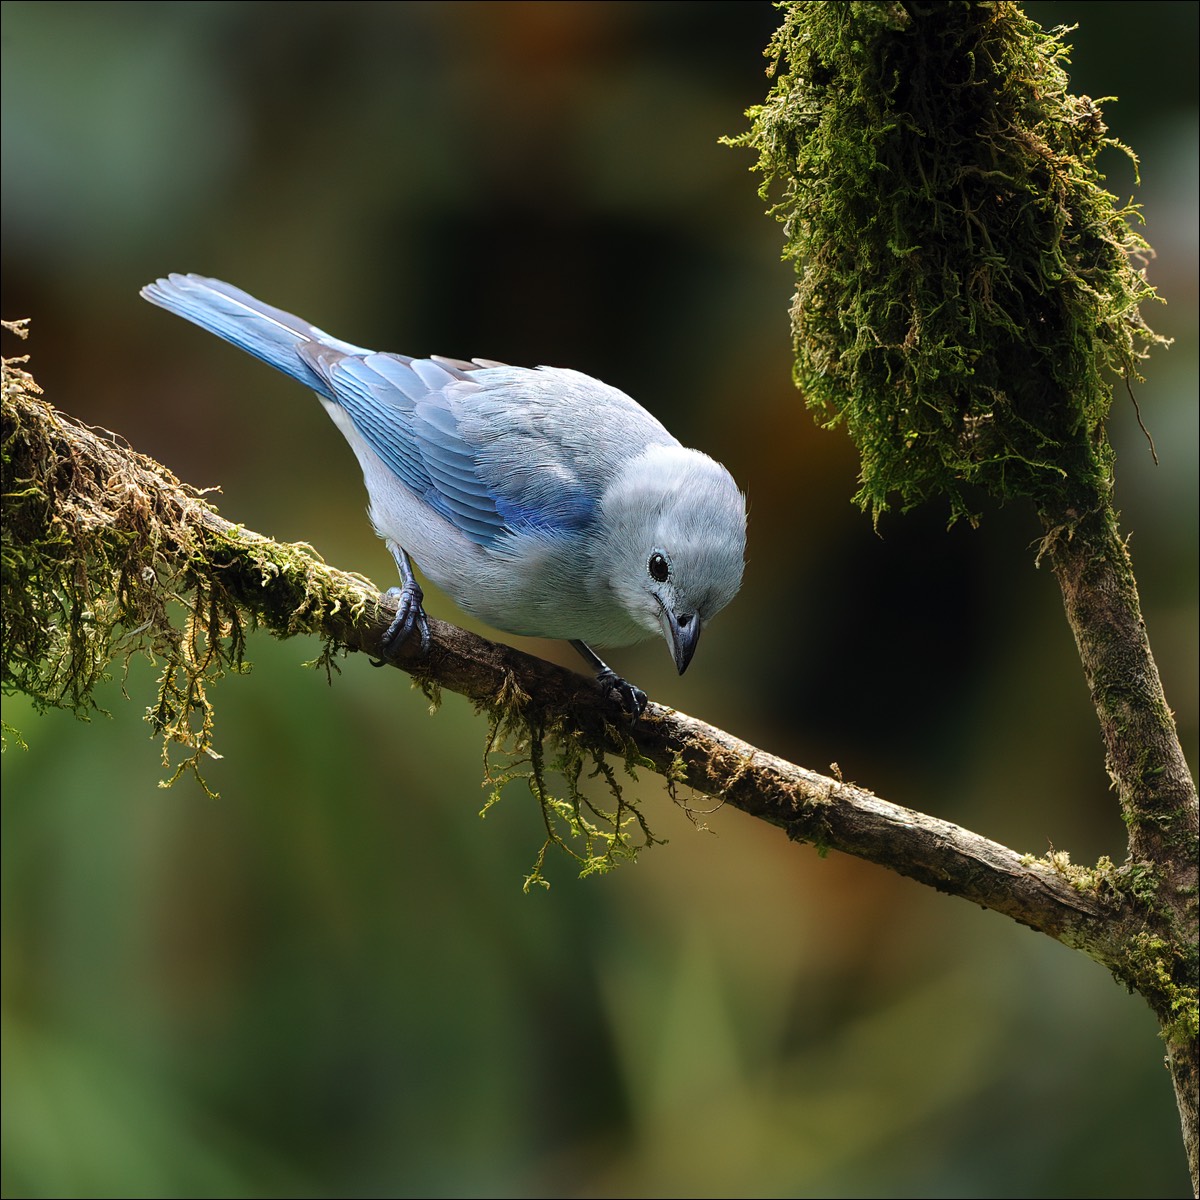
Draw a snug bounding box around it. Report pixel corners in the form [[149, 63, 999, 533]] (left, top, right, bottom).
[[141, 274, 746, 714]]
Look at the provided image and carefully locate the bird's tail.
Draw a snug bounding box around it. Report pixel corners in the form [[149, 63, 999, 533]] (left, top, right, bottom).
[[140, 274, 369, 398]]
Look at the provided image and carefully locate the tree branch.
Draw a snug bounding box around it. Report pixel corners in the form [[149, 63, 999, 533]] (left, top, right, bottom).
[[725, 4, 1197, 1181], [1039, 500, 1200, 1184], [0, 351, 1161, 976]]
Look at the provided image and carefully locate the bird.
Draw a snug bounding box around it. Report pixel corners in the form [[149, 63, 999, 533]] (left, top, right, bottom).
[[141, 274, 746, 716]]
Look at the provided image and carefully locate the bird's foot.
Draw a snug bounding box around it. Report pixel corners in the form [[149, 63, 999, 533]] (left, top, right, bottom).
[[370, 580, 431, 666], [569, 639, 647, 719], [594, 667, 648, 720], [371, 542, 431, 666]]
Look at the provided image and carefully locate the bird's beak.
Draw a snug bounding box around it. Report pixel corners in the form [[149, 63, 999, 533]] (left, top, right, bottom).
[[663, 610, 701, 675]]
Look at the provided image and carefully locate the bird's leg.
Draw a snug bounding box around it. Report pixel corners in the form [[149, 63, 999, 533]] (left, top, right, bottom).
[[570, 640, 648, 718], [374, 541, 431, 662]]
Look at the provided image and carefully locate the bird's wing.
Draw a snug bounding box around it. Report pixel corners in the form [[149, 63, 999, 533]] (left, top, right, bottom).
[[143, 275, 676, 551], [302, 349, 615, 549]]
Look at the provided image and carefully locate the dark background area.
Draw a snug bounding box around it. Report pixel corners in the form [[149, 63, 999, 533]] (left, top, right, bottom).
[[3, 3, 1196, 1195]]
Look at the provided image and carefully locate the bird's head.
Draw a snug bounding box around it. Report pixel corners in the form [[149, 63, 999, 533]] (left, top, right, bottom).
[[600, 444, 746, 674]]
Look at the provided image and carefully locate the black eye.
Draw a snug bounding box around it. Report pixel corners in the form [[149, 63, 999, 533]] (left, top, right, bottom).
[[648, 552, 670, 583]]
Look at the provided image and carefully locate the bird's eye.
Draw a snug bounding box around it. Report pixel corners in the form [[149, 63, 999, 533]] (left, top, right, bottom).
[[648, 551, 670, 583]]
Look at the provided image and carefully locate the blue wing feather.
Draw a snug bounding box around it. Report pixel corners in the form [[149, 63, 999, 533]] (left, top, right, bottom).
[[320, 356, 434, 499], [142, 274, 606, 550], [314, 350, 602, 548], [320, 353, 516, 547]]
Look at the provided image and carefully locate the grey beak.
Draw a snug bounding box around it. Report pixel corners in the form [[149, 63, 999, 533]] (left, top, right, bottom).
[[666, 611, 700, 675]]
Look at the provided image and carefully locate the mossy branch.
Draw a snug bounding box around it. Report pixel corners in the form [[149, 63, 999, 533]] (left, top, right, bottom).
[[725, 1, 1166, 525], [2, 340, 1191, 1023], [727, 1, 1196, 1185]]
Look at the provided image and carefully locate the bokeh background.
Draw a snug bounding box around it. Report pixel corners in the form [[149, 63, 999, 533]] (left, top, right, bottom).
[[2, 2, 1195, 1196]]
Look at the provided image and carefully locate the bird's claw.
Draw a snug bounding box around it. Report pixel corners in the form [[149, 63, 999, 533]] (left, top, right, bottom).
[[370, 582, 431, 666], [595, 667, 648, 721]]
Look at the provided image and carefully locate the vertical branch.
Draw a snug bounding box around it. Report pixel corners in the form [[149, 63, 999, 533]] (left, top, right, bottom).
[[728, 2, 1198, 1186], [1040, 504, 1198, 865], [1040, 500, 1199, 1182]]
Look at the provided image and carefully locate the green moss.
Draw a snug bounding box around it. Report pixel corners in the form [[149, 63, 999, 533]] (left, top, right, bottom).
[[1, 338, 356, 796], [479, 680, 663, 891], [1040, 845, 1197, 1040], [1123, 931, 1199, 1046], [728, 1, 1166, 523]]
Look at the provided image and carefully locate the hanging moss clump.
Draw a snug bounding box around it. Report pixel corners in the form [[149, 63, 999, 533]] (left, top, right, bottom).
[[729, 1, 1165, 522]]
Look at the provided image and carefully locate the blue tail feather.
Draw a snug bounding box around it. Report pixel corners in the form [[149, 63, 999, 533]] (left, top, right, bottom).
[[140, 273, 370, 400]]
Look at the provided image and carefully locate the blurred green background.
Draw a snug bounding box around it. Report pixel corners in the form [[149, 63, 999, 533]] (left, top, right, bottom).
[[2, 2, 1195, 1196]]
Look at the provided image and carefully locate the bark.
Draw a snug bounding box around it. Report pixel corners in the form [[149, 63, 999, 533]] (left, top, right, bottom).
[[1040, 501, 1199, 1188]]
